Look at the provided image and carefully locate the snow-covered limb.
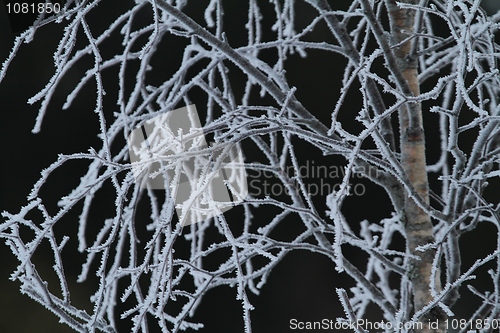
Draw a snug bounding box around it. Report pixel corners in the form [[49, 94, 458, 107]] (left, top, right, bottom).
[[1, 0, 500, 332]]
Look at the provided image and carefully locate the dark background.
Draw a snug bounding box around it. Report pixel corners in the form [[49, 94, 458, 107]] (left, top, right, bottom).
[[1, 1, 500, 332]]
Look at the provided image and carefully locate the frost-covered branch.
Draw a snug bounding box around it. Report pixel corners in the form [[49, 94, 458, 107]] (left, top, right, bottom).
[[1, 0, 500, 332]]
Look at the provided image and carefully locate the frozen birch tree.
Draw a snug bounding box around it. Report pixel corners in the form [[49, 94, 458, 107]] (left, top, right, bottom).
[[1, 0, 500, 332]]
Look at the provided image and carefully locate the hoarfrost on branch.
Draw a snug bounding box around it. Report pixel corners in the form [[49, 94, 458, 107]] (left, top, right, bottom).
[[1, 0, 500, 332]]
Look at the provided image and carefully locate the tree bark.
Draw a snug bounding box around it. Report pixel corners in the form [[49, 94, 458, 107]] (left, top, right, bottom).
[[385, 1, 447, 332]]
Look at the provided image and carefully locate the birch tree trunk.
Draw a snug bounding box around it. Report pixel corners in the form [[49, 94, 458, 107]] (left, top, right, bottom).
[[386, 1, 446, 331]]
